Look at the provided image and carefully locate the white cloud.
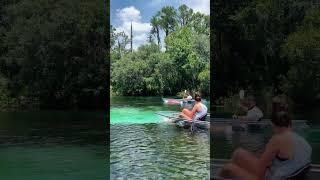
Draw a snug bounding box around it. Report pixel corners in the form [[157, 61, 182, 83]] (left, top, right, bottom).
[[114, 1, 210, 51], [116, 6, 141, 22], [124, 21, 151, 33], [115, 6, 151, 50], [134, 33, 149, 41], [182, 0, 210, 15]]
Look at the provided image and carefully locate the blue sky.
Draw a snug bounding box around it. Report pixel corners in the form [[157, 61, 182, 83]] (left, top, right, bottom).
[[110, 0, 209, 50]]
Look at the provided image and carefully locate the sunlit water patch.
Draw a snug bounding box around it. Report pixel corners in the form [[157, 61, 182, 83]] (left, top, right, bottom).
[[110, 107, 163, 124]]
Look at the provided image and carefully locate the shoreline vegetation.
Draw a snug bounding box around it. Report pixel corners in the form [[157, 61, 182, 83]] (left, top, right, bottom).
[[110, 5, 210, 98], [0, 0, 108, 111], [212, 0, 320, 114]]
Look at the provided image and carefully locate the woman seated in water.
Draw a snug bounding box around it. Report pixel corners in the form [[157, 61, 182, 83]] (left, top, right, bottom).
[[218, 110, 312, 180], [179, 94, 207, 121]]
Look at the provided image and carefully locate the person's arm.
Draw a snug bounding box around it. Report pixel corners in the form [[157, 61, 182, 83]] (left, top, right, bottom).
[[238, 115, 249, 121], [258, 136, 279, 175], [239, 109, 262, 122], [239, 103, 248, 112], [191, 104, 199, 116], [233, 101, 248, 119], [239, 104, 248, 112], [233, 114, 250, 121]]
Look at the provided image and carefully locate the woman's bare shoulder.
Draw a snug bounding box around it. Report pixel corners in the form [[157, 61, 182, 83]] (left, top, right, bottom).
[[195, 103, 201, 108], [269, 134, 282, 145], [270, 134, 289, 147]]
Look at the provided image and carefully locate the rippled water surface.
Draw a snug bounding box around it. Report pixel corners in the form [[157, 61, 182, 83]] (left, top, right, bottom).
[[110, 96, 210, 179]]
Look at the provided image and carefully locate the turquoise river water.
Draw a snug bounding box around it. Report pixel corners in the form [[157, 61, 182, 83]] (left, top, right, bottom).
[[0, 111, 106, 180], [110, 96, 210, 179]]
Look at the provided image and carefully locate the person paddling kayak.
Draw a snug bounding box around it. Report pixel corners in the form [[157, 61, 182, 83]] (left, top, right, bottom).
[[218, 110, 312, 180], [233, 95, 263, 122], [179, 94, 207, 121], [184, 93, 192, 101]]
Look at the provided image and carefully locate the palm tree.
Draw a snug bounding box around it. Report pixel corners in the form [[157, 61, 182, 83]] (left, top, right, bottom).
[[150, 13, 161, 47]]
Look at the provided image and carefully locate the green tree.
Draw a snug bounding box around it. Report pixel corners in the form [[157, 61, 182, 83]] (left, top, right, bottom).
[[111, 5, 209, 97], [158, 6, 178, 37], [111, 43, 160, 95], [190, 12, 210, 35], [199, 64, 210, 96], [165, 27, 209, 94], [280, 7, 320, 104], [150, 13, 161, 47], [1, 0, 107, 109], [117, 31, 129, 56], [177, 5, 193, 27], [212, 0, 313, 97]]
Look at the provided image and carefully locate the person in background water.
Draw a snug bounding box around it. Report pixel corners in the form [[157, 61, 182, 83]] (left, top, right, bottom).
[[180, 91, 193, 109], [182, 91, 192, 101], [186, 93, 192, 101], [218, 110, 312, 180], [233, 95, 263, 122], [179, 94, 207, 121]]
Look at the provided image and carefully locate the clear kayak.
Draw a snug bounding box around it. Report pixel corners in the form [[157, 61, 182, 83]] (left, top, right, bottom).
[[162, 98, 208, 109], [155, 111, 309, 132], [155, 111, 210, 130], [162, 98, 194, 105]]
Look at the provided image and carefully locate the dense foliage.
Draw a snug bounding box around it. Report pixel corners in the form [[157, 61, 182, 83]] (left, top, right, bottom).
[[212, 0, 320, 106], [0, 0, 108, 110], [111, 5, 210, 96]]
